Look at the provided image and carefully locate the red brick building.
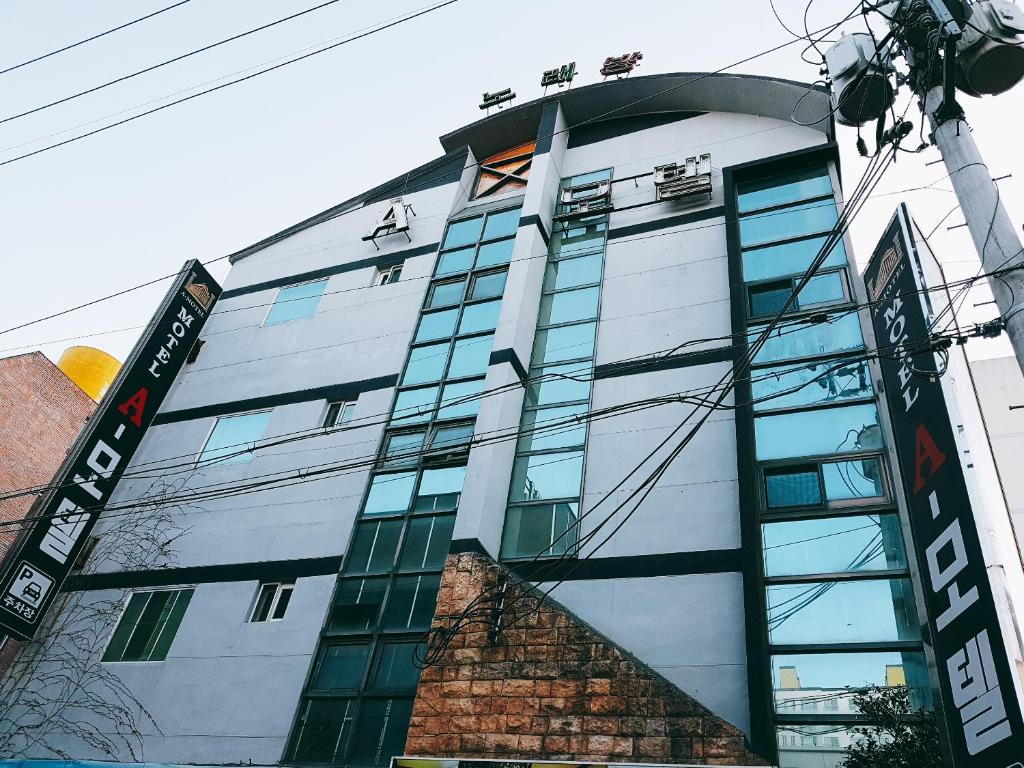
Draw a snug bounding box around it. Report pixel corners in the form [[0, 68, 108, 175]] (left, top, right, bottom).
[[0, 352, 96, 673]]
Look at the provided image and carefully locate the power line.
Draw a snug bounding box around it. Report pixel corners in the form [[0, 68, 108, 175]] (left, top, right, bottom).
[[0, 0, 345, 126], [0, 21, 856, 338], [0, 1, 193, 77], [0, 0, 462, 168]]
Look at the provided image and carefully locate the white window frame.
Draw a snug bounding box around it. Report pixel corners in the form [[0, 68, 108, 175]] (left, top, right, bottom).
[[248, 582, 295, 623], [373, 263, 404, 287], [262, 278, 328, 327], [323, 400, 356, 429], [196, 409, 273, 466]]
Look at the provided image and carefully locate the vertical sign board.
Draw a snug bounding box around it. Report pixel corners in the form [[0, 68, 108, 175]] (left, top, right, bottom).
[[865, 206, 1024, 767], [0, 260, 221, 641]]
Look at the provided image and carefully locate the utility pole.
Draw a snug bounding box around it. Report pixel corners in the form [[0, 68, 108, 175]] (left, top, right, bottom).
[[831, 0, 1024, 372], [925, 84, 1024, 369], [905, 0, 1024, 374]]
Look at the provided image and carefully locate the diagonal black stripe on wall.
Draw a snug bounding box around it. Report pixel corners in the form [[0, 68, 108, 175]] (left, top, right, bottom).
[[489, 348, 529, 383], [152, 374, 399, 425], [220, 242, 439, 300], [594, 345, 736, 379], [519, 214, 549, 246], [507, 547, 743, 581], [607, 205, 725, 240], [64, 555, 344, 592]]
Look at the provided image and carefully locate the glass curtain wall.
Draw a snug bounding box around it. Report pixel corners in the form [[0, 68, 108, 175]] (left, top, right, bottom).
[[735, 165, 928, 767], [286, 206, 520, 767], [500, 170, 611, 560]]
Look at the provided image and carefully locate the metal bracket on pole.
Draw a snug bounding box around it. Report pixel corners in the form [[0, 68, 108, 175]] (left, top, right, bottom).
[[925, 0, 966, 125], [934, 32, 965, 125]]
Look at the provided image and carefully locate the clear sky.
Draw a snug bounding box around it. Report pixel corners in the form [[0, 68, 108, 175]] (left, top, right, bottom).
[[1, 0, 1021, 365]]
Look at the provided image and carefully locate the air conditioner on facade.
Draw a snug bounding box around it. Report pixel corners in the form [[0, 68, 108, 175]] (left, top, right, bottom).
[[553, 180, 613, 221], [654, 154, 713, 202]]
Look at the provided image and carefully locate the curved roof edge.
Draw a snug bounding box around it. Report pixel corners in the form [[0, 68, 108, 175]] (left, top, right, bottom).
[[228, 72, 830, 265], [439, 71, 832, 159]]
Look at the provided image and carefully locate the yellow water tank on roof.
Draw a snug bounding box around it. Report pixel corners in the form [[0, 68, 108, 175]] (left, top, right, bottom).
[[58, 346, 121, 402]]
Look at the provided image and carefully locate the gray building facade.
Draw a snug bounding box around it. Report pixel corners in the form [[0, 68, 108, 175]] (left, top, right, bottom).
[[0, 72, 962, 768]]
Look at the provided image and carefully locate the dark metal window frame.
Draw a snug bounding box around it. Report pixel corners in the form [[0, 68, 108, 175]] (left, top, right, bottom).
[[284, 205, 522, 767], [499, 170, 612, 563], [723, 144, 933, 761]]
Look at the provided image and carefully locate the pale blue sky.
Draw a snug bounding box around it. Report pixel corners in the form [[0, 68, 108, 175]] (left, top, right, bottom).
[[1, 0, 1020, 364]]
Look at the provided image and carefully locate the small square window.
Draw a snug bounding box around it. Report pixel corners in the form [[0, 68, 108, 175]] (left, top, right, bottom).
[[250, 582, 294, 622], [374, 263, 403, 286], [324, 401, 356, 429]]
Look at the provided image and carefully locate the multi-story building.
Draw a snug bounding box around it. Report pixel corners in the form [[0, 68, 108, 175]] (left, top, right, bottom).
[[0, 349, 115, 674], [4, 70, 1014, 768]]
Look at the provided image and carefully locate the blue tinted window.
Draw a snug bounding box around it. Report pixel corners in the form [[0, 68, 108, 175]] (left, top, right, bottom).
[[438, 378, 485, 419], [414, 309, 458, 343], [482, 208, 521, 240], [447, 335, 493, 379], [544, 252, 602, 290], [436, 247, 474, 276], [509, 451, 584, 501], [442, 217, 483, 249], [265, 280, 327, 325], [427, 279, 465, 308], [764, 466, 821, 508], [199, 411, 272, 464], [312, 644, 370, 690], [470, 271, 507, 300], [518, 404, 588, 452], [755, 403, 880, 461], [751, 313, 864, 364], [798, 271, 847, 308], [363, 473, 417, 516], [772, 652, 931, 711], [737, 166, 832, 213], [532, 322, 596, 364], [740, 200, 838, 248], [392, 386, 439, 424], [458, 300, 501, 335], [742, 236, 847, 283], [382, 431, 425, 468], [501, 502, 579, 559], [476, 239, 514, 269], [539, 287, 600, 326], [551, 221, 606, 259], [402, 342, 449, 386], [752, 359, 872, 412], [767, 578, 919, 645], [749, 281, 792, 318], [763, 514, 907, 577], [525, 362, 592, 407], [415, 466, 467, 512], [823, 458, 887, 502]]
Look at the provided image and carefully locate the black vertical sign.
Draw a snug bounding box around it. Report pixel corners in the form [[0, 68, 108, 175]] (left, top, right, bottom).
[[0, 260, 221, 641], [865, 206, 1024, 767]]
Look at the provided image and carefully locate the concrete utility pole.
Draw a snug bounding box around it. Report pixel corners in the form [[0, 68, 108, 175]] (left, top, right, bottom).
[[890, 0, 1024, 372], [924, 86, 1024, 371]]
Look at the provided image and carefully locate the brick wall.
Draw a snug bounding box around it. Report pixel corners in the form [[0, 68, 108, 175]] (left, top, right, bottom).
[[0, 352, 95, 674], [408, 552, 768, 767]]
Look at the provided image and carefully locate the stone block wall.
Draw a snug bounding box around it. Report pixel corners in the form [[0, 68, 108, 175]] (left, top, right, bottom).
[[407, 552, 768, 766]]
